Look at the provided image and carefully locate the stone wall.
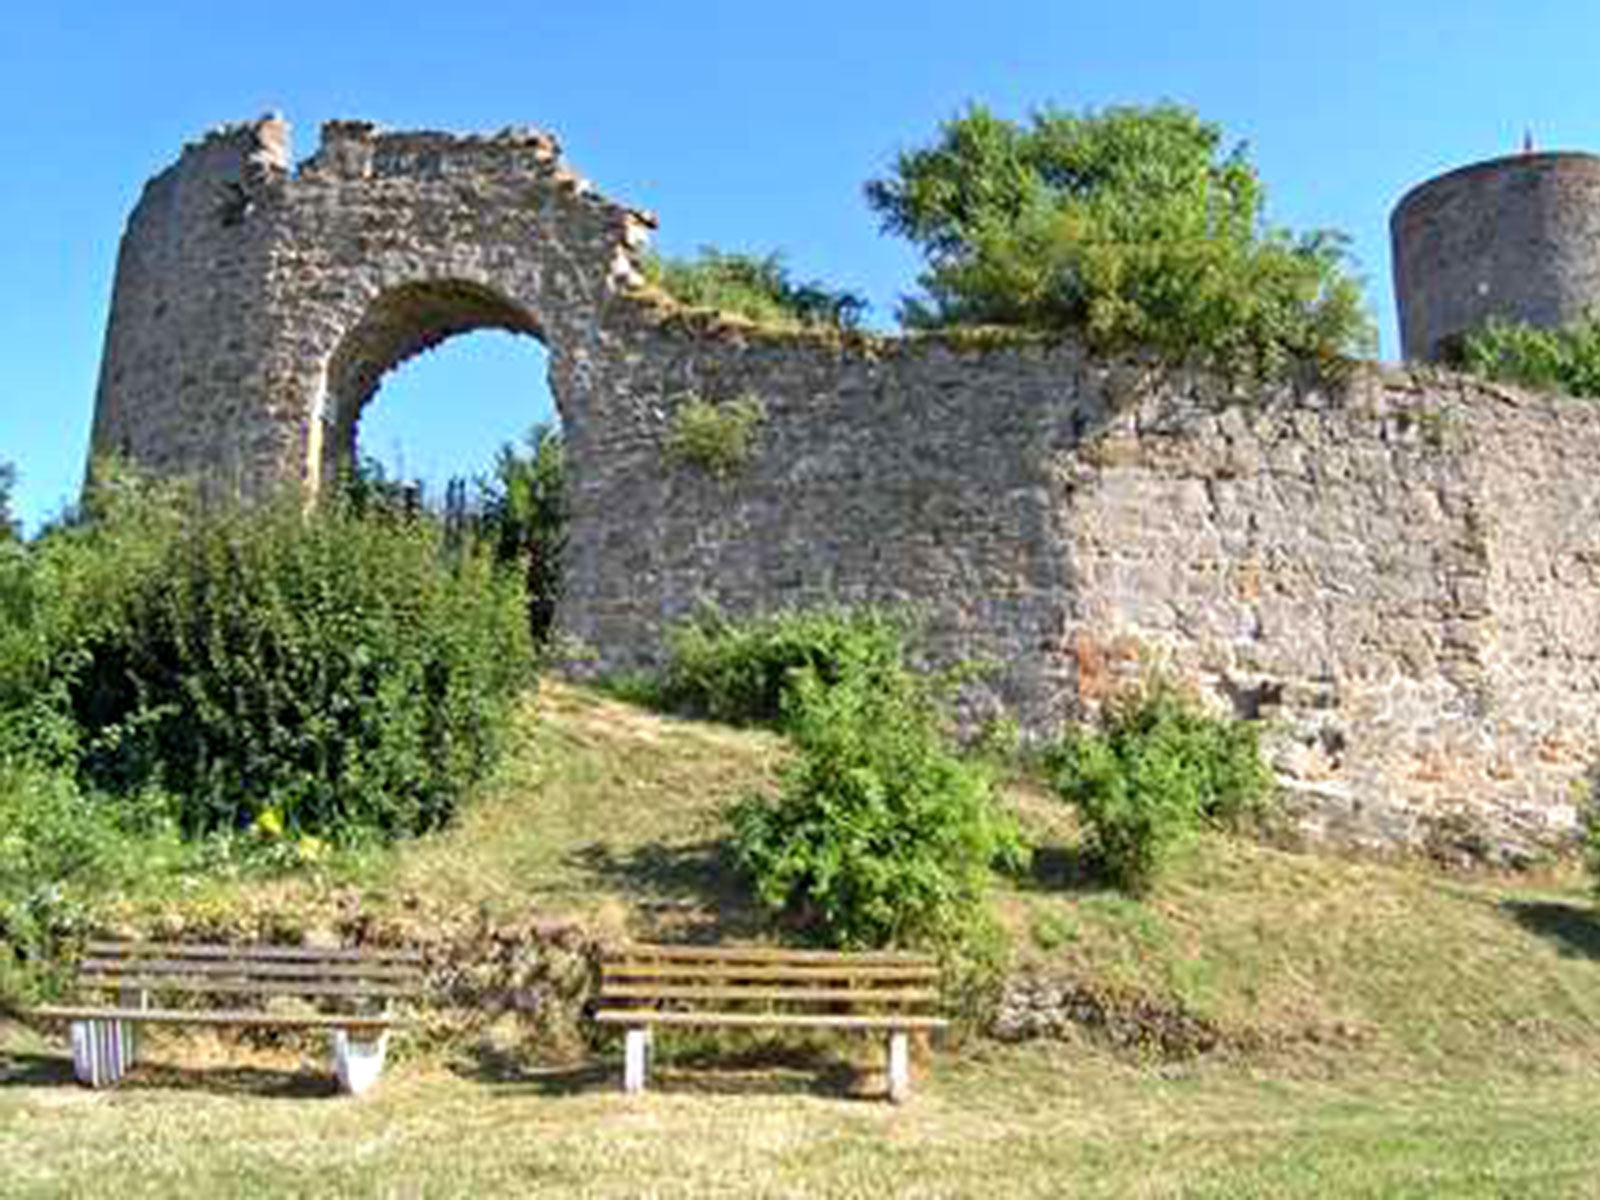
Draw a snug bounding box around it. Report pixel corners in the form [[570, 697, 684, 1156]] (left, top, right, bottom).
[[90, 116, 1600, 861]]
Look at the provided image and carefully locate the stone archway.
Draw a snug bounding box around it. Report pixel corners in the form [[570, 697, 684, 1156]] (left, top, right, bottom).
[[308, 279, 549, 494], [90, 115, 652, 502]]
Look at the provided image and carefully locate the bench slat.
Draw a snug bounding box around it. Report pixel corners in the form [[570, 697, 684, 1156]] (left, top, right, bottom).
[[77, 974, 414, 1000], [81, 958, 420, 982], [602, 962, 939, 983], [597, 984, 938, 1005], [607, 945, 936, 966], [85, 941, 422, 964], [593, 1010, 948, 1031], [30, 1005, 405, 1030]]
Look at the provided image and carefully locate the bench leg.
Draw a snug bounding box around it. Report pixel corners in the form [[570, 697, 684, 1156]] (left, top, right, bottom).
[[623, 1027, 650, 1095], [887, 1030, 910, 1104], [70, 1019, 135, 1089], [329, 1029, 390, 1096]]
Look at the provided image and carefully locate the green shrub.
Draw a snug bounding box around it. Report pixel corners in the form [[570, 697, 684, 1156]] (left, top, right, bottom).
[[0, 763, 183, 1002], [657, 606, 910, 727], [663, 395, 765, 479], [728, 663, 1022, 950], [643, 247, 867, 330], [1458, 314, 1600, 398], [1045, 680, 1270, 893], [5, 477, 532, 845]]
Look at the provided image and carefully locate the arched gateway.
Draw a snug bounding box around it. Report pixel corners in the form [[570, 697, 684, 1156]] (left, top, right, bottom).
[[91, 116, 652, 496]]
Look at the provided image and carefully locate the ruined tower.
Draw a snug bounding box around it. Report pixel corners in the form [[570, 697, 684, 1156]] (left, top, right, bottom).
[[1391, 151, 1600, 361], [89, 114, 653, 497]]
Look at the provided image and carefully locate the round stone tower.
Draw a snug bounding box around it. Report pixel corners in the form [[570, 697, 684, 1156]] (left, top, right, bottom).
[[1391, 151, 1600, 362]]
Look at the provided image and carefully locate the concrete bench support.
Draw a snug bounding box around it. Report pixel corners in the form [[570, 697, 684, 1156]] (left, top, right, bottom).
[[887, 1030, 910, 1105], [330, 1029, 391, 1096], [71, 1019, 137, 1089], [623, 1027, 650, 1095]]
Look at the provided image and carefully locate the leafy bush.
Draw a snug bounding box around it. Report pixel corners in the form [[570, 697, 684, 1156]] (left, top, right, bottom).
[[663, 395, 765, 479], [643, 247, 867, 330], [865, 102, 1374, 378], [1045, 680, 1271, 893], [3, 475, 532, 844], [0, 763, 183, 1002], [656, 606, 910, 727], [729, 664, 1022, 949], [1457, 314, 1600, 398]]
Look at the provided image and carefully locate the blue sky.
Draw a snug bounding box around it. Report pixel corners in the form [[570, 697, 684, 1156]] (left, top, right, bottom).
[[4, 1, 1598, 532]]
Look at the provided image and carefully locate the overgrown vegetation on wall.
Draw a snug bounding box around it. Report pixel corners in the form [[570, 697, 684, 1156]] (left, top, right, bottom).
[[1457, 313, 1600, 399], [865, 103, 1374, 378], [643, 247, 867, 331], [1045, 678, 1271, 893], [663, 395, 765, 479]]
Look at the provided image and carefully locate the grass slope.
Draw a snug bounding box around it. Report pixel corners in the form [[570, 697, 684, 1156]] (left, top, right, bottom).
[[6, 680, 1600, 1195]]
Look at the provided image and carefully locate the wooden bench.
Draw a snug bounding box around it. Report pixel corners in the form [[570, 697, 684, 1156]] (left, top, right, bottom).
[[29, 940, 423, 1095], [592, 943, 947, 1103]]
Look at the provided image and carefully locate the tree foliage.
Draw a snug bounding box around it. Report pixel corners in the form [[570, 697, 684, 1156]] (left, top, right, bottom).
[[1458, 314, 1600, 399], [865, 103, 1374, 376], [0, 461, 16, 542], [475, 423, 566, 644], [644, 247, 867, 331]]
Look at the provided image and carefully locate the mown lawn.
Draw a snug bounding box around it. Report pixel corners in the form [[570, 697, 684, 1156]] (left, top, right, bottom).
[[2, 1025, 1598, 1198]]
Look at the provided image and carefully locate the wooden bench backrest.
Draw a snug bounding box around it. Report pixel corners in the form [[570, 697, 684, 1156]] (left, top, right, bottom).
[[79, 941, 423, 1004], [598, 944, 942, 1018]]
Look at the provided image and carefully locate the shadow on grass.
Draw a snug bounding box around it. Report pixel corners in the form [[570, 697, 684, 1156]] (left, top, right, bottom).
[[0, 1051, 75, 1087], [568, 839, 768, 938], [459, 1033, 875, 1100], [1502, 898, 1600, 960], [0, 1050, 336, 1098], [454, 1051, 614, 1096], [1016, 842, 1102, 893]]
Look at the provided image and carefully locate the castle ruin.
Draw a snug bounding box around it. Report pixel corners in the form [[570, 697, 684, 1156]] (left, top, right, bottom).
[[88, 115, 1600, 863]]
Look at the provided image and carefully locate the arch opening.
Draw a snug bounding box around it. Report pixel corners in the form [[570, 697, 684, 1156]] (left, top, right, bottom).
[[313, 279, 556, 495], [313, 279, 567, 643], [354, 329, 558, 502]]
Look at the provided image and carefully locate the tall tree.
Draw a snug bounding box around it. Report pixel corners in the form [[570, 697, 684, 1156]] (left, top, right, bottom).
[[0, 461, 17, 541], [477, 424, 566, 644], [866, 103, 1373, 376]]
